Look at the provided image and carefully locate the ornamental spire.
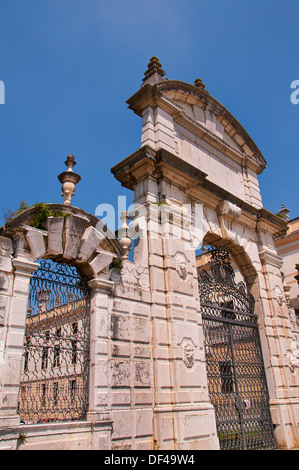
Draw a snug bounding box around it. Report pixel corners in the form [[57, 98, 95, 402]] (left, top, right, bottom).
[[58, 154, 81, 205], [142, 56, 166, 86], [194, 77, 206, 90], [278, 203, 290, 221]]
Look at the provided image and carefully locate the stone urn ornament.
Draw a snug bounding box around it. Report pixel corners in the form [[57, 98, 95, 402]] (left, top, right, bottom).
[[58, 154, 81, 205]]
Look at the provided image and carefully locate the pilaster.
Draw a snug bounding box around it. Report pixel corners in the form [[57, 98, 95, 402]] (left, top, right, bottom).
[[0, 245, 38, 448], [86, 277, 114, 424]]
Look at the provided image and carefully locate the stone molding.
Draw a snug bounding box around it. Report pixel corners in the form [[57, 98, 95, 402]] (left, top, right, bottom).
[[259, 248, 283, 269], [88, 277, 115, 294], [111, 146, 288, 238], [12, 257, 40, 277]]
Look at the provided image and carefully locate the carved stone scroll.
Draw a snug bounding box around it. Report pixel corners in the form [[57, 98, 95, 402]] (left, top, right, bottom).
[[217, 200, 241, 241]]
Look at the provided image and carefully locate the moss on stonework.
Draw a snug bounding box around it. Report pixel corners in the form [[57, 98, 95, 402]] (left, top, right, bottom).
[[30, 202, 70, 230], [109, 259, 123, 270]]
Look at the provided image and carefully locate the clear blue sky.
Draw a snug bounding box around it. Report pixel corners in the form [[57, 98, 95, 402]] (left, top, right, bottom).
[[0, 0, 298, 227]]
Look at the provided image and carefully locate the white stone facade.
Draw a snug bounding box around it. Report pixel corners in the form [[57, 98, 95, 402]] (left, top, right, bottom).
[[0, 60, 298, 450]]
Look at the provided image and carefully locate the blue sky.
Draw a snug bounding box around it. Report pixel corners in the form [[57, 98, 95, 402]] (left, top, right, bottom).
[[0, 0, 298, 227]]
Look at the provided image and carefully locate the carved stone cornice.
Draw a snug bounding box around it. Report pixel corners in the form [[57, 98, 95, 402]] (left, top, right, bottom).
[[111, 145, 207, 192], [12, 257, 39, 276], [258, 248, 283, 269], [88, 277, 115, 294]]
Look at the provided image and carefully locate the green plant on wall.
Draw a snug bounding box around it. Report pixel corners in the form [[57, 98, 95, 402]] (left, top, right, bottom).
[[109, 259, 123, 270], [30, 203, 69, 230], [3, 200, 70, 230], [2, 200, 30, 223]]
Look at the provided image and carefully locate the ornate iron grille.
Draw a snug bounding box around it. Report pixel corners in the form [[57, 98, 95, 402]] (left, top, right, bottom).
[[18, 259, 90, 423], [198, 248, 276, 450]]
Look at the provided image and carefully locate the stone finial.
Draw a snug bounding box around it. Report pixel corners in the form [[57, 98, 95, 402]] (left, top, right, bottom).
[[194, 78, 206, 90], [142, 56, 166, 85], [58, 155, 81, 206], [278, 203, 290, 221], [118, 210, 132, 260]]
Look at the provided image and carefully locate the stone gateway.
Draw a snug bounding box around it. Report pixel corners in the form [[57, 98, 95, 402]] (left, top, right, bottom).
[[0, 57, 298, 450]]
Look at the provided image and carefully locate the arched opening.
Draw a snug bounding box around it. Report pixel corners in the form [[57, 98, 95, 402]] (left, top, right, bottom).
[[18, 258, 91, 424], [197, 239, 276, 450]]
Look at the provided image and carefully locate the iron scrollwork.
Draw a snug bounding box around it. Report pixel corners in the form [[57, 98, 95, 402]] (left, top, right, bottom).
[[198, 248, 276, 450], [198, 248, 255, 323]]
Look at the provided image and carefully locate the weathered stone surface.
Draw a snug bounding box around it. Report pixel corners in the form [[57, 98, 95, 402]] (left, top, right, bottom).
[[89, 250, 114, 276], [24, 226, 46, 260], [63, 214, 90, 260], [0, 238, 13, 274], [0, 295, 9, 325], [46, 217, 64, 256], [77, 225, 103, 262]]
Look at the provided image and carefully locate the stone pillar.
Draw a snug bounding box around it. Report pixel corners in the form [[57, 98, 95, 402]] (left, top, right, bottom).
[[87, 278, 114, 426], [148, 203, 219, 450], [111, 148, 219, 450], [0, 236, 15, 431], [0, 239, 38, 449], [258, 226, 299, 449]]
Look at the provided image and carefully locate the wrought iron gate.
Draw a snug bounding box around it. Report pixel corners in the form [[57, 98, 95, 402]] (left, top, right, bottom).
[[18, 259, 90, 423], [198, 248, 276, 450]]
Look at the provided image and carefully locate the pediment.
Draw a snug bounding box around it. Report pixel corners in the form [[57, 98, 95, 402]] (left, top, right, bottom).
[[171, 96, 242, 153], [126, 79, 267, 174], [156, 82, 266, 173]]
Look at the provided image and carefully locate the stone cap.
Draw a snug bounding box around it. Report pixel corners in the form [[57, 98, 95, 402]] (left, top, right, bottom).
[[142, 56, 166, 86]]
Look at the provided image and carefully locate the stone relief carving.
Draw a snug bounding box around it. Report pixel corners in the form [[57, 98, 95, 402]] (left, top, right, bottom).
[[274, 286, 284, 306], [122, 264, 149, 289], [287, 340, 299, 373], [175, 253, 188, 280], [182, 341, 195, 369], [217, 200, 241, 241], [0, 237, 12, 255], [0, 296, 7, 325], [110, 262, 150, 289]]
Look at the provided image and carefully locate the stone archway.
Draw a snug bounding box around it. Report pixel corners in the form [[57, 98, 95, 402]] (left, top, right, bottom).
[[1, 203, 123, 276], [18, 258, 92, 424], [0, 203, 124, 449], [197, 246, 276, 450]]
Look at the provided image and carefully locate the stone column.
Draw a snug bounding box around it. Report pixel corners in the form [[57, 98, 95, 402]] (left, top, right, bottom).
[[0, 239, 38, 448], [148, 203, 219, 450], [86, 278, 114, 425], [112, 149, 219, 450], [0, 237, 14, 430]]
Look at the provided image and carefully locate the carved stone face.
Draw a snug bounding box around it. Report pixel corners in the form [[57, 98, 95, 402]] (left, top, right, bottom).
[[176, 254, 187, 279], [183, 342, 194, 368]]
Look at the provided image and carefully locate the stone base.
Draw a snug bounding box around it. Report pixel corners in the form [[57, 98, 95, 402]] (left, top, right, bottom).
[[153, 404, 219, 450], [12, 420, 112, 451]]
